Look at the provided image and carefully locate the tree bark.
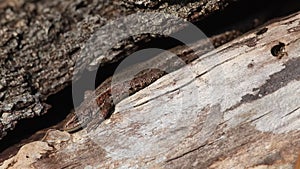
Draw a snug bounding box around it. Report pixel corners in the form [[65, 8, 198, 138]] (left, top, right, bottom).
[[0, 0, 238, 140], [2, 10, 300, 169]]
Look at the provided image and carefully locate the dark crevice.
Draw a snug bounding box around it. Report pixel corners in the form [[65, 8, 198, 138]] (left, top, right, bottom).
[[95, 36, 185, 86], [256, 27, 268, 36], [74, 36, 185, 107], [195, 0, 300, 36], [0, 86, 73, 163]]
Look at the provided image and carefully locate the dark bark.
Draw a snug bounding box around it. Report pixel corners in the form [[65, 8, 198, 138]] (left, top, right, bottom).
[[0, 0, 238, 140]]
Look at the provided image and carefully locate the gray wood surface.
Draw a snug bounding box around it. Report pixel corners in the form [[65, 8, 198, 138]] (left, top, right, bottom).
[[0, 0, 236, 140]]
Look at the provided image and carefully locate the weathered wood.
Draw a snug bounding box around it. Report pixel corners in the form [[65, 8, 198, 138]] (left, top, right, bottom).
[[0, 0, 238, 140], [2, 10, 300, 169]]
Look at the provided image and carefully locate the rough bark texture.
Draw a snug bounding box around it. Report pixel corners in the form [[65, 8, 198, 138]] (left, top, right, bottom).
[[0, 0, 237, 140], [2, 11, 300, 169], [121, 0, 235, 22]]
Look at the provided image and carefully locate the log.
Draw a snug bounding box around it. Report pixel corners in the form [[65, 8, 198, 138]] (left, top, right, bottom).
[[2, 10, 300, 169], [0, 0, 238, 140]]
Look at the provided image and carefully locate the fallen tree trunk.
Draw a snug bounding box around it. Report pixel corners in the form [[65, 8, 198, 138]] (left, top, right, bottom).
[[0, 0, 239, 140], [2, 10, 300, 169]]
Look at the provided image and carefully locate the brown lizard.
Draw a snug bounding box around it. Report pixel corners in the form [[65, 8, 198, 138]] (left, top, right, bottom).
[[62, 30, 240, 133]]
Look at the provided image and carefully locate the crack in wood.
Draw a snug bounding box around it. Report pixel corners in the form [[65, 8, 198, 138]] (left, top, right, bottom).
[[248, 111, 272, 124], [165, 143, 208, 163], [281, 106, 300, 119], [164, 104, 223, 164], [130, 53, 237, 110]]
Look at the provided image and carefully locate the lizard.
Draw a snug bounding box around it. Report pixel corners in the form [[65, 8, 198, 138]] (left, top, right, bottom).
[[62, 30, 241, 133]]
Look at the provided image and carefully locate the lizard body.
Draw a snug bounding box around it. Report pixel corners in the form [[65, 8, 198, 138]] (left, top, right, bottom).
[[62, 31, 240, 132]]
